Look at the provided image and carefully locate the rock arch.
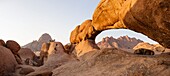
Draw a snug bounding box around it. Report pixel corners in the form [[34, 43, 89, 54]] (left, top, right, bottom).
[[70, 0, 170, 49]]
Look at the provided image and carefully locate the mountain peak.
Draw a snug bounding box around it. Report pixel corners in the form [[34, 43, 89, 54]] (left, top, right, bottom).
[[23, 33, 52, 51], [38, 33, 52, 43], [97, 36, 143, 49]]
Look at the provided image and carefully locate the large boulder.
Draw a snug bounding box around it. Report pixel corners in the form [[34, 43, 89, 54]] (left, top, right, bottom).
[[0, 39, 5, 47], [75, 39, 100, 57], [18, 48, 36, 61], [0, 46, 18, 75], [6, 40, 21, 55], [43, 42, 74, 68]]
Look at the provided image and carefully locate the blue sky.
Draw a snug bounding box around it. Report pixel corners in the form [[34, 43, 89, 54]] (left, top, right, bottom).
[[0, 0, 157, 45]]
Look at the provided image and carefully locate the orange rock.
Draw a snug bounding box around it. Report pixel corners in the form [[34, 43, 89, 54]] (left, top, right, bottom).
[[75, 39, 100, 57], [70, 20, 101, 44]]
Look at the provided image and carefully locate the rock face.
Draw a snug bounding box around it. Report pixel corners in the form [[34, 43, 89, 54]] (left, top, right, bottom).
[[70, 0, 170, 49], [23, 33, 52, 51], [6, 40, 21, 55], [0, 46, 18, 76], [52, 48, 170, 76], [97, 36, 143, 49]]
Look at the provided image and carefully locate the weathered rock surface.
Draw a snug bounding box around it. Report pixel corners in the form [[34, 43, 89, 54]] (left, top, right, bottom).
[[133, 42, 170, 54], [18, 48, 36, 60], [23, 33, 52, 51], [19, 67, 35, 75], [94, 0, 170, 48], [0, 39, 5, 47], [0, 46, 18, 76], [28, 42, 76, 75], [70, 20, 101, 44], [64, 43, 76, 54], [52, 48, 170, 76], [75, 39, 99, 57], [97, 36, 143, 49], [70, 0, 170, 49], [6, 40, 21, 55], [26, 70, 53, 76], [43, 42, 74, 68]]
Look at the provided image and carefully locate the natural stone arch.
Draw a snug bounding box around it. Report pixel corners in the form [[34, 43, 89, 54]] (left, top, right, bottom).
[[70, 0, 170, 49]]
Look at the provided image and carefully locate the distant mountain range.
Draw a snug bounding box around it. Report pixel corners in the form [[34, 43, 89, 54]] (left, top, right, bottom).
[[97, 35, 143, 49], [22, 33, 52, 51]]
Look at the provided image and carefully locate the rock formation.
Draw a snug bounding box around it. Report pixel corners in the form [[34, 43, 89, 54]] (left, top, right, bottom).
[[75, 40, 100, 57], [27, 41, 75, 76], [6, 40, 22, 64], [134, 48, 155, 55], [70, 20, 101, 44], [6, 40, 21, 55], [133, 42, 155, 50], [70, 0, 170, 49], [97, 36, 143, 49], [23, 33, 52, 51], [133, 42, 170, 55], [18, 48, 37, 65], [0, 46, 18, 76], [52, 48, 170, 76], [0, 39, 5, 47], [18, 48, 36, 60], [64, 43, 76, 54]]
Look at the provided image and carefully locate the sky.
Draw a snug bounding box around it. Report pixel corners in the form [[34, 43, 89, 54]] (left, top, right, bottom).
[[0, 0, 158, 46]]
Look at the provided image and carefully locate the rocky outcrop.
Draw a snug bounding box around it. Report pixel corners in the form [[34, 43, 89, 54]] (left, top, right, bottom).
[[23, 33, 52, 51], [133, 42, 170, 54], [70, 0, 170, 49], [0, 46, 18, 76], [28, 42, 75, 75], [97, 36, 143, 49], [43, 42, 74, 68], [133, 42, 155, 50], [52, 48, 170, 76]]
